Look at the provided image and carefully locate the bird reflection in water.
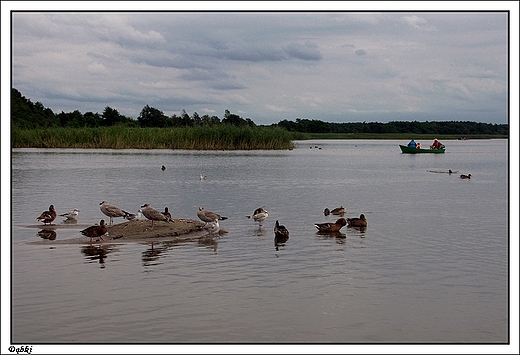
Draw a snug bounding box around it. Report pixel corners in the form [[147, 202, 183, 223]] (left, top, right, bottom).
[[315, 231, 346, 244], [81, 245, 115, 268], [141, 241, 170, 267], [198, 235, 219, 254], [38, 229, 57, 241]]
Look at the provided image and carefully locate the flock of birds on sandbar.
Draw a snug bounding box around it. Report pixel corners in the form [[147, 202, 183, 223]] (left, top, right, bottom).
[[36, 167, 368, 245], [36, 197, 367, 246]]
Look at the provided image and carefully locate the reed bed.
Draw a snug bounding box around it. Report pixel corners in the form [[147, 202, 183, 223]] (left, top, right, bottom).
[[11, 126, 295, 150]]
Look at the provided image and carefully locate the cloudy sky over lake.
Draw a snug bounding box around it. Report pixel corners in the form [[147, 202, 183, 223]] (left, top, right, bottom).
[[7, 5, 513, 125]]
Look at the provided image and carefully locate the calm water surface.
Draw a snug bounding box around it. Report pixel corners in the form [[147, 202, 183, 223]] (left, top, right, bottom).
[[10, 139, 509, 345]]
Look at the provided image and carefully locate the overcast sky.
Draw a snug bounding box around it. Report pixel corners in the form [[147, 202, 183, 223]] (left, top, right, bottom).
[[9, 9, 511, 125]]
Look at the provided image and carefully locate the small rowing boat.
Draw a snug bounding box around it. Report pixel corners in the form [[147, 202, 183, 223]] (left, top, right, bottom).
[[399, 145, 445, 154]]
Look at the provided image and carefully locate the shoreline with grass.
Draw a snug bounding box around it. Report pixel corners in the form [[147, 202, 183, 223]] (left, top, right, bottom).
[[11, 126, 507, 150]]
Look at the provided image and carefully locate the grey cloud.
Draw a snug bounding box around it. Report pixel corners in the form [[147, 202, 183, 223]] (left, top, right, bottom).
[[284, 42, 322, 61], [355, 49, 367, 56]]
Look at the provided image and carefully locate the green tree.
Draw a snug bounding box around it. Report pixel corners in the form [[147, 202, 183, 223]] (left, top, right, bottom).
[[138, 105, 168, 127]]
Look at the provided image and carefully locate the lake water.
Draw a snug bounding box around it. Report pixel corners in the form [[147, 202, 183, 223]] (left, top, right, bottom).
[[8, 139, 510, 350]]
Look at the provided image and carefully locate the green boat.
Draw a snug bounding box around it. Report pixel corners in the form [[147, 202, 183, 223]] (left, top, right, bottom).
[[399, 145, 445, 154]]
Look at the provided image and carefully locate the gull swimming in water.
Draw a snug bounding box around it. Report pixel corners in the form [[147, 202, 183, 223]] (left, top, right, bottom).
[[80, 219, 108, 243], [141, 203, 172, 230], [37, 205, 57, 225], [99, 201, 129, 226], [197, 206, 228, 223], [59, 208, 80, 220], [246, 207, 268, 228]]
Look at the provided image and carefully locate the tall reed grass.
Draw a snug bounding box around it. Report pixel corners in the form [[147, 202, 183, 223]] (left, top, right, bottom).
[[11, 126, 295, 150]]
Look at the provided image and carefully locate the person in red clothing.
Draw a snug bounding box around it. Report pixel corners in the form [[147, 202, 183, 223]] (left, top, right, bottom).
[[430, 139, 441, 149]]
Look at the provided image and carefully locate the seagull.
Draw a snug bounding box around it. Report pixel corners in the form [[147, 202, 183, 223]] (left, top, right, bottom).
[[37, 205, 57, 225], [274, 220, 290, 246], [202, 219, 220, 236], [246, 207, 268, 228], [314, 218, 347, 233], [346, 214, 367, 228], [200, 174, 207, 180], [99, 201, 129, 226], [59, 208, 80, 219], [80, 220, 108, 243], [141, 203, 172, 230], [197, 206, 228, 223], [124, 210, 142, 221], [162, 207, 172, 219]]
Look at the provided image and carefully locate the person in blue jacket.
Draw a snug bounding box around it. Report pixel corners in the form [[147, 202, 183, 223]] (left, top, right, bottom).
[[407, 139, 416, 148]]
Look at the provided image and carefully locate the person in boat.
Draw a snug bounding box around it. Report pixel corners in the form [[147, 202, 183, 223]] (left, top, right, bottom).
[[407, 139, 416, 148], [430, 139, 443, 149], [416, 142, 422, 149]]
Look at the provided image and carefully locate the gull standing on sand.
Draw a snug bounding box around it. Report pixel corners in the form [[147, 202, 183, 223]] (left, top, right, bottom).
[[99, 201, 128, 226], [246, 207, 268, 228], [37, 205, 57, 225], [141, 203, 172, 230], [60, 208, 80, 220], [197, 206, 228, 224]]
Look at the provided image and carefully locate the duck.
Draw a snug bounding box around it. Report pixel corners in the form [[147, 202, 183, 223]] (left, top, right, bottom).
[[246, 207, 268, 227], [330, 206, 345, 216], [460, 174, 472, 179], [314, 217, 347, 233], [141, 204, 172, 230], [347, 214, 367, 228], [161, 165, 166, 171], [324, 208, 330, 216], [274, 220, 290, 246], [80, 220, 108, 243], [59, 208, 80, 219], [99, 201, 129, 226], [36, 205, 57, 225], [197, 206, 228, 223], [162, 207, 172, 219]]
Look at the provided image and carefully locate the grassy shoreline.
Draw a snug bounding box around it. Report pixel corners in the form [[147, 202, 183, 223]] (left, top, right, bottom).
[[11, 126, 507, 150], [12, 126, 295, 150]]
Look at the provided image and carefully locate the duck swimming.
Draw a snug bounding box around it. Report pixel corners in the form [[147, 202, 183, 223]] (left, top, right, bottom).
[[80, 220, 108, 243], [460, 174, 472, 179], [314, 217, 347, 233], [346, 214, 367, 228], [274, 220, 290, 246], [330, 206, 345, 216], [37, 205, 57, 225]]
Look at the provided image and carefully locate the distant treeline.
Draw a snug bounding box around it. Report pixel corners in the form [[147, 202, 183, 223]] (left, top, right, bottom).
[[12, 88, 508, 136]]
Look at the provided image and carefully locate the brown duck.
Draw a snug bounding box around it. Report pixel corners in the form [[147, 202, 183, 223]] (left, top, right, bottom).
[[36, 205, 57, 225], [347, 214, 367, 228], [274, 220, 290, 245], [314, 217, 347, 233], [80, 220, 108, 243]]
